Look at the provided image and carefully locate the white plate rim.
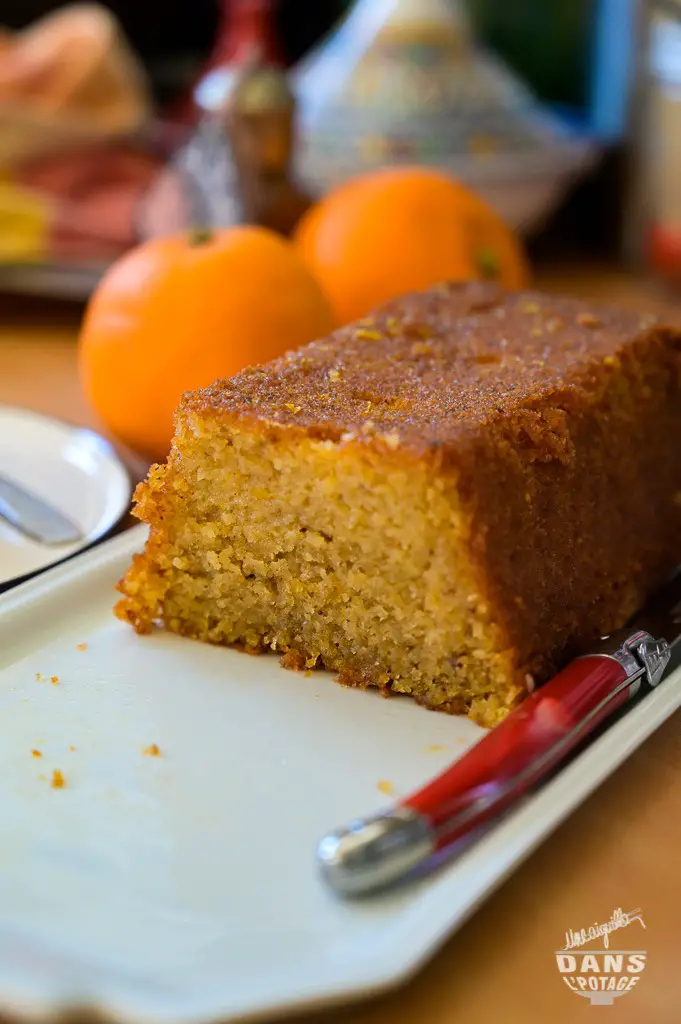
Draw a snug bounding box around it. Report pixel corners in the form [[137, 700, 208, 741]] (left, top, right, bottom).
[[0, 404, 132, 588]]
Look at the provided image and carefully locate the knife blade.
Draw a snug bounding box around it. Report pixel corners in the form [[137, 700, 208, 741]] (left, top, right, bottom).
[[317, 572, 681, 897], [0, 474, 83, 546]]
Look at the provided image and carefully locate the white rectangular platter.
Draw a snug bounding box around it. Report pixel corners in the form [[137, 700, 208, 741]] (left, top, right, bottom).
[[1, 526, 680, 1024]]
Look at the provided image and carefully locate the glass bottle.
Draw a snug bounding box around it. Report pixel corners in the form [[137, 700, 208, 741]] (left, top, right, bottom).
[[138, 0, 309, 239]]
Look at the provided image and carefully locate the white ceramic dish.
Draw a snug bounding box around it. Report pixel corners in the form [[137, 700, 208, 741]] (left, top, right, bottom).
[[0, 406, 131, 587], [1, 526, 680, 1024]]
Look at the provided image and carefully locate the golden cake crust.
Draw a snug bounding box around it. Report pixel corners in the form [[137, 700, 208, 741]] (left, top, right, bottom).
[[180, 282, 672, 458]]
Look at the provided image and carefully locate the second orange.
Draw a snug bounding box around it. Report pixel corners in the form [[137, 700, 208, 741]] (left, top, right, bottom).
[[294, 166, 530, 326]]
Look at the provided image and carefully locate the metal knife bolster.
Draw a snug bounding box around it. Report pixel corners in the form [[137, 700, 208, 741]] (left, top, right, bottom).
[[318, 808, 434, 897], [585, 628, 672, 696]]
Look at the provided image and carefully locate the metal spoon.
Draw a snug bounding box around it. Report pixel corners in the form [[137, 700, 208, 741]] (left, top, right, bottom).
[[0, 474, 83, 546]]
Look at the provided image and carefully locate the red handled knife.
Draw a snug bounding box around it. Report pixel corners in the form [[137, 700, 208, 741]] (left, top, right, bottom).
[[317, 573, 681, 896]]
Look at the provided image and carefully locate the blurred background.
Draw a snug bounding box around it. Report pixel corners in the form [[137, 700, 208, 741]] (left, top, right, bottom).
[[3, 2, 679, 454], [0, 0, 664, 300]]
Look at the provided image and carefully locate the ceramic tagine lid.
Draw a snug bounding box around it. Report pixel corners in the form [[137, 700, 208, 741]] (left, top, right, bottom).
[[291, 0, 594, 231]]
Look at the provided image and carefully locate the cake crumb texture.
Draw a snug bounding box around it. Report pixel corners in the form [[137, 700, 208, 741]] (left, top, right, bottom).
[[116, 284, 681, 726]]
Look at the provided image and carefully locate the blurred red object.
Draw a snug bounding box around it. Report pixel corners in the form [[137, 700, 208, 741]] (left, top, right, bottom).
[[649, 225, 681, 283], [209, 0, 282, 69], [17, 143, 161, 261], [171, 0, 282, 123]]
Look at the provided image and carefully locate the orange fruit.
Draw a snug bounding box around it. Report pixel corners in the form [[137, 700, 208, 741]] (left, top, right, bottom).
[[294, 166, 530, 326], [79, 225, 334, 461]]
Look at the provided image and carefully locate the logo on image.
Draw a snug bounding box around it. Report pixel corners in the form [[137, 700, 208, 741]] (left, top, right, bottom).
[[555, 907, 647, 1005]]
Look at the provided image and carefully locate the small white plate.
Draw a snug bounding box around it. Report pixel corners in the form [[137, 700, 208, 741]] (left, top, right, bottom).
[[1, 528, 681, 1024], [0, 406, 131, 587]]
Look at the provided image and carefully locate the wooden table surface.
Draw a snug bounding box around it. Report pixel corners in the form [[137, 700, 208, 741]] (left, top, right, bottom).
[[1, 266, 681, 1024]]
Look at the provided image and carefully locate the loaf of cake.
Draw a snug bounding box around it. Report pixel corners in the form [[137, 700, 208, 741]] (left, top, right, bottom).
[[116, 283, 681, 726]]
